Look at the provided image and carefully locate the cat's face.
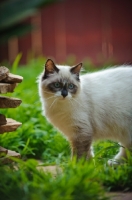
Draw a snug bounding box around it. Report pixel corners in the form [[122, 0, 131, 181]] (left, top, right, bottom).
[[40, 59, 82, 101]]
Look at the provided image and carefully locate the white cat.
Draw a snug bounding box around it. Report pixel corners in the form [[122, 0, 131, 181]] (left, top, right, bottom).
[[38, 59, 132, 165]]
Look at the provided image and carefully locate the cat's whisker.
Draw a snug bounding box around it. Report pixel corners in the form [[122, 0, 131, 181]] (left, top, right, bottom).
[[49, 98, 57, 109], [43, 90, 54, 95], [68, 99, 74, 108], [71, 98, 85, 109], [45, 95, 56, 101]]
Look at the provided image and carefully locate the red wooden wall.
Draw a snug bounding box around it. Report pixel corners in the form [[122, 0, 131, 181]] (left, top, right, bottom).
[[0, 0, 132, 65]]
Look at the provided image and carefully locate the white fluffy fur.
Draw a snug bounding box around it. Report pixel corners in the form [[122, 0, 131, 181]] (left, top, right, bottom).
[[38, 64, 132, 164]]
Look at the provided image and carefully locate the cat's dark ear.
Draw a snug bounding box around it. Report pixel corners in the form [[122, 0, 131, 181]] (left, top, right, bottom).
[[70, 63, 82, 81], [43, 59, 59, 79]]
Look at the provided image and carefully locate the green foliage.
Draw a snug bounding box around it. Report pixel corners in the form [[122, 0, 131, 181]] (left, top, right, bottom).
[[0, 158, 108, 200], [93, 141, 120, 165], [0, 57, 132, 199], [0, 57, 69, 163], [0, 0, 59, 43], [98, 150, 132, 192]]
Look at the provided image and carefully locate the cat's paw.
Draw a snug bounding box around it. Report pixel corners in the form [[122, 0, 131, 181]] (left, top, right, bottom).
[[108, 159, 120, 166], [108, 158, 125, 166]]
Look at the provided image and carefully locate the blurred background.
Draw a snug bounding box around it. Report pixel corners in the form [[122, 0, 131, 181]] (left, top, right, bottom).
[[0, 0, 132, 66]]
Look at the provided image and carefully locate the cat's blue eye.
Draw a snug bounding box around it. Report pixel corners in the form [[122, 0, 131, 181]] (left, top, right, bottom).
[[54, 82, 61, 88], [68, 83, 74, 89]]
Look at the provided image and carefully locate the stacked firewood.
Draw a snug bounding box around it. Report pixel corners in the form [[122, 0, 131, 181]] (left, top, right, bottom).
[[0, 66, 23, 163]]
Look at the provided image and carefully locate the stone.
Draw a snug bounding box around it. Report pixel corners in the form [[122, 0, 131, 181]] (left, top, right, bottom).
[[0, 96, 22, 108], [0, 66, 9, 81], [0, 83, 17, 93], [0, 149, 20, 164], [0, 114, 7, 125], [7, 150, 20, 157], [0, 118, 22, 134], [0, 146, 8, 157], [2, 73, 23, 83]]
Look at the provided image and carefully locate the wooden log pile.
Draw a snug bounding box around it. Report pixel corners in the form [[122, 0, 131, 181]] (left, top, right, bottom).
[[0, 66, 23, 163]]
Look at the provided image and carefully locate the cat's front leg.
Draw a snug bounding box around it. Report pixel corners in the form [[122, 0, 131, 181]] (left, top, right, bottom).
[[70, 135, 93, 160]]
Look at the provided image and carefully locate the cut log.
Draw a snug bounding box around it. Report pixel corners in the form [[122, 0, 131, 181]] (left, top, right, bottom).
[[0, 149, 20, 164], [0, 114, 7, 125], [0, 66, 9, 81], [0, 83, 17, 93], [2, 73, 23, 83], [0, 118, 22, 134], [0, 96, 22, 108], [0, 146, 8, 157]]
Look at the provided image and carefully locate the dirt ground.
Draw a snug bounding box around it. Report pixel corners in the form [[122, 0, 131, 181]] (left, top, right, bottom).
[[109, 192, 132, 200]]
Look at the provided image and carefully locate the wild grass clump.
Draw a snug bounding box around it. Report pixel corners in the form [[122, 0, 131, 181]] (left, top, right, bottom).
[[0, 158, 108, 200]]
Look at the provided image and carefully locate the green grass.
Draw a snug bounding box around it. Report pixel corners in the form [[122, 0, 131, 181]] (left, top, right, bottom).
[[0, 158, 109, 200], [0, 57, 69, 163], [0, 57, 132, 200]]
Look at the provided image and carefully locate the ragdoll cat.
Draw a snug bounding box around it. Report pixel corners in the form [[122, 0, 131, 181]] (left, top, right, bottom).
[[38, 59, 132, 165]]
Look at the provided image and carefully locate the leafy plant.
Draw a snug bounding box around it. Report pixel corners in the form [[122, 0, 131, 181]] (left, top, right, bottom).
[[0, 158, 109, 200], [0, 57, 69, 163], [98, 150, 132, 192]]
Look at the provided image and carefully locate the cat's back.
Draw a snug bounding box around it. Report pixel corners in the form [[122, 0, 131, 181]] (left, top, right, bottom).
[[82, 65, 132, 79], [79, 66, 132, 138], [81, 66, 132, 90], [80, 66, 132, 112]]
